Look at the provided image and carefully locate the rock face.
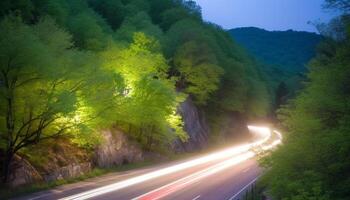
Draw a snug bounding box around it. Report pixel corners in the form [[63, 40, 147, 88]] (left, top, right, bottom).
[[43, 163, 91, 182], [9, 158, 92, 186], [174, 97, 209, 152], [7, 129, 144, 187], [8, 138, 93, 186], [8, 155, 43, 187], [94, 129, 144, 168], [173, 98, 250, 151]]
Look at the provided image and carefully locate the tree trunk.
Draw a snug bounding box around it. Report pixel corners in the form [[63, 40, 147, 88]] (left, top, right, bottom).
[[128, 124, 132, 134], [138, 127, 143, 140], [2, 148, 14, 183], [2, 69, 15, 184], [146, 125, 155, 150]]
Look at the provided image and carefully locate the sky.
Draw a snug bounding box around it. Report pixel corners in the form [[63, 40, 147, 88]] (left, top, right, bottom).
[[193, 0, 338, 32]]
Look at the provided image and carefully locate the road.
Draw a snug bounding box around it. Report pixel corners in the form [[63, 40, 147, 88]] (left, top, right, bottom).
[[16, 126, 281, 200]]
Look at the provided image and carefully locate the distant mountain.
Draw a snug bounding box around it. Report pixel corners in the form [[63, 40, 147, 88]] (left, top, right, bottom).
[[228, 27, 323, 72]]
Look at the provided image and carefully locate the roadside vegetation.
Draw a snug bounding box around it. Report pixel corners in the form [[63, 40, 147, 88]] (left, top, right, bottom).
[[261, 1, 350, 199]]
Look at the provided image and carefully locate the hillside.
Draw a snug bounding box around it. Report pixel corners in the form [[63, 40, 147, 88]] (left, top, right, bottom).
[[228, 27, 323, 109], [0, 0, 270, 187], [229, 27, 322, 73]]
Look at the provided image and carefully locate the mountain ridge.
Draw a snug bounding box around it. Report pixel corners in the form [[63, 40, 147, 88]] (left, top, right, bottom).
[[229, 27, 323, 73]]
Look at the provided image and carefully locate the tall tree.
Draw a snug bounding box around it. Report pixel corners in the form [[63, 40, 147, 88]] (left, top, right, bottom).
[[0, 16, 115, 183], [174, 41, 223, 105]]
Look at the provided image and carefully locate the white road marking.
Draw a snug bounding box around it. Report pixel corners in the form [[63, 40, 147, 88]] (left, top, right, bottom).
[[192, 195, 201, 200], [227, 177, 259, 200]]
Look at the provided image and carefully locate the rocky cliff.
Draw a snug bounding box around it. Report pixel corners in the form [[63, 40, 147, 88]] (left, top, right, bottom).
[[94, 128, 144, 168], [8, 155, 43, 187], [8, 129, 144, 187], [173, 97, 209, 152]]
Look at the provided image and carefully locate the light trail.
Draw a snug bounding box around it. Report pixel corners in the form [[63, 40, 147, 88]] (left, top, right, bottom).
[[59, 125, 281, 200], [134, 126, 283, 200], [134, 152, 256, 200]]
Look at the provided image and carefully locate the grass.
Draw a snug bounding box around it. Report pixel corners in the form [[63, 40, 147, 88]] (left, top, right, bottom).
[[0, 160, 154, 200]]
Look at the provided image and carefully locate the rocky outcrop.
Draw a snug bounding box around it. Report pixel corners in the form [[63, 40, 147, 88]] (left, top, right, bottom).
[[8, 155, 43, 187], [174, 97, 209, 152], [7, 129, 145, 187], [8, 138, 93, 187], [94, 129, 144, 168], [43, 163, 91, 182], [9, 158, 92, 186], [173, 96, 250, 151]]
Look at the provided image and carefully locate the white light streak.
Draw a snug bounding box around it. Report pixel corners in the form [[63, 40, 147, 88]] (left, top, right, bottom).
[[134, 151, 256, 200], [59, 125, 281, 200]]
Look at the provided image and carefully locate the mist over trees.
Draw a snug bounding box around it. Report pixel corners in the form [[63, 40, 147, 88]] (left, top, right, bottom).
[[0, 0, 270, 183]]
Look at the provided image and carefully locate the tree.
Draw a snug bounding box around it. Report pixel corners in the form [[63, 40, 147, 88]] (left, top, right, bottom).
[[101, 33, 187, 149], [88, 0, 125, 30], [275, 82, 289, 109], [0, 0, 34, 21], [261, 8, 350, 199], [33, 0, 70, 26], [160, 8, 190, 31], [324, 0, 350, 12], [0, 16, 115, 183], [174, 41, 223, 105], [147, 0, 173, 24], [115, 12, 163, 42], [67, 11, 111, 51]]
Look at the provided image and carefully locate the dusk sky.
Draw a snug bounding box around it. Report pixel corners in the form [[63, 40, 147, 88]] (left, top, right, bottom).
[[193, 0, 338, 32]]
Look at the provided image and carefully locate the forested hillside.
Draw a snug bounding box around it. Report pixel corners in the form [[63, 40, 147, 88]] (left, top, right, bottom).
[[229, 28, 323, 110], [261, 1, 350, 199], [229, 27, 322, 73], [0, 0, 270, 183]]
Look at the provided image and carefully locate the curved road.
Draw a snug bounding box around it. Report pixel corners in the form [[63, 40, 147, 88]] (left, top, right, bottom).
[[16, 126, 281, 200]]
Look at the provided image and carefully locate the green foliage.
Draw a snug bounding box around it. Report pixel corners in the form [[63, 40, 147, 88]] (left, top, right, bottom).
[[229, 27, 323, 110], [116, 12, 163, 42], [229, 27, 322, 73], [164, 19, 270, 115], [0, 0, 34, 21], [88, 0, 125, 30], [261, 14, 350, 200], [0, 16, 117, 151], [0, 0, 272, 181], [174, 41, 223, 104], [100, 33, 187, 150], [67, 11, 110, 51]]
